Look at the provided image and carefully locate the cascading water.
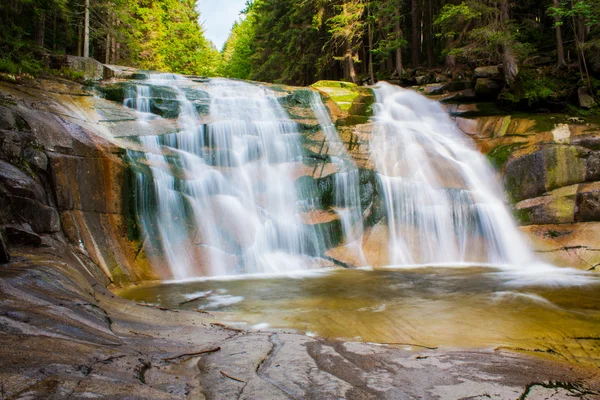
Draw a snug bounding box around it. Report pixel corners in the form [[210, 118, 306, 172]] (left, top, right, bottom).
[[125, 76, 324, 279], [371, 82, 535, 267], [308, 92, 366, 264]]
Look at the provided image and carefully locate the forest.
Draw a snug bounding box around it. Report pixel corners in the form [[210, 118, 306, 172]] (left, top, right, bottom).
[[0, 0, 220, 76], [1, 0, 600, 108]]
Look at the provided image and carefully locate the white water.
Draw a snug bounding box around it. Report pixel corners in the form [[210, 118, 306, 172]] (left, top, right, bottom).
[[121, 75, 589, 283], [126, 75, 323, 279], [308, 92, 366, 264], [371, 82, 535, 266]]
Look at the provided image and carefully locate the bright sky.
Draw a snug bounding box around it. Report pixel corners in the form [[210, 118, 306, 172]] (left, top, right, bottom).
[[197, 0, 247, 50]]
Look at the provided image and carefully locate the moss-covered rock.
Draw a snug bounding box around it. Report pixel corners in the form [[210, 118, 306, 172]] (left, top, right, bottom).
[[504, 145, 589, 202]]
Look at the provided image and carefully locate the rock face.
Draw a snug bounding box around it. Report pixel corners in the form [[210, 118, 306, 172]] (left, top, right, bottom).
[[0, 77, 156, 284], [49, 55, 105, 80], [466, 111, 600, 269]]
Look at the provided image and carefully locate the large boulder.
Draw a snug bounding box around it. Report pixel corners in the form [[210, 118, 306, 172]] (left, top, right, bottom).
[[503, 145, 590, 202], [474, 78, 503, 99], [577, 87, 597, 109], [49, 55, 104, 80], [474, 65, 501, 79]]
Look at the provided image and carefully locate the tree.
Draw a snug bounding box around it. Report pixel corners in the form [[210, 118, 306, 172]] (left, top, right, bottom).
[[327, 0, 366, 83]]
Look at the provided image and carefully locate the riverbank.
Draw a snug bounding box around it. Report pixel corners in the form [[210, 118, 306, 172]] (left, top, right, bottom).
[[2, 245, 599, 399]]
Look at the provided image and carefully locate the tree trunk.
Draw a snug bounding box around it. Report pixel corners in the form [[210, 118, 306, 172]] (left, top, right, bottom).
[[368, 19, 375, 84], [395, 8, 403, 79], [553, 0, 566, 67], [411, 0, 420, 66], [35, 13, 45, 48], [77, 21, 82, 57], [424, 0, 434, 67], [346, 46, 357, 84], [83, 0, 90, 58], [500, 0, 518, 85]]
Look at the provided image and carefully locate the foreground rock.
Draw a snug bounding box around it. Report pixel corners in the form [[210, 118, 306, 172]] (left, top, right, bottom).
[[1, 245, 598, 399]]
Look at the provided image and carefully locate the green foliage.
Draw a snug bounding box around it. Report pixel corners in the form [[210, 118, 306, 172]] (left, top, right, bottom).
[[0, 0, 220, 76], [486, 142, 523, 169], [220, 18, 255, 79], [500, 70, 568, 105]]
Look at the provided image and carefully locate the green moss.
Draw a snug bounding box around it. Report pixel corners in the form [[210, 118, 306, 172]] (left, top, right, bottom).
[[545, 146, 586, 192], [486, 143, 524, 170], [513, 207, 533, 225], [311, 80, 357, 89]]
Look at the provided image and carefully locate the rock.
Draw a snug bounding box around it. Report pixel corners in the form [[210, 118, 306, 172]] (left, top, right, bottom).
[[503, 145, 591, 203], [439, 88, 477, 103], [24, 148, 48, 171], [577, 87, 597, 109], [0, 232, 9, 263], [514, 185, 577, 225], [5, 224, 42, 246], [474, 78, 503, 99], [576, 181, 600, 222], [425, 81, 474, 96], [103, 64, 139, 80], [0, 160, 45, 203], [434, 73, 451, 83], [149, 98, 181, 119], [474, 65, 501, 79], [415, 75, 432, 85], [49, 55, 104, 80], [25, 199, 61, 233], [423, 83, 445, 95]]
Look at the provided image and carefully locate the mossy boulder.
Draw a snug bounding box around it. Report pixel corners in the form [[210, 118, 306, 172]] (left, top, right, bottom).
[[514, 184, 578, 225], [503, 145, 592, 202], [474, 78, 503, 99]]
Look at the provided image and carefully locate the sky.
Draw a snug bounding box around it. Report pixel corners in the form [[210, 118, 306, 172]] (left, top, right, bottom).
[[197, 0, 247, 50]]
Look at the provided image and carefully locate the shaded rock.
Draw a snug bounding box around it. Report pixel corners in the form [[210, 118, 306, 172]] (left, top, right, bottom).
[[474, 78, 503, 99], [415, 75, 433, 85], [0, 232, 9, 263], [584, 150, 600, 181], [5, 224, 42, 246], [474, 65, 501, 79], [149, 98, 181, 119], [439, 88, 477, 103], [503, 150, 547, 202], [24, 148, 48, 171], [49, 55, 104, 80], [21, 198, 61, 233], [577, 87, 597, 109], [0, 160, 45, 203], [434, 73, 451, 83], [576, 181, 600, 222], [424, 81, 474, 96]]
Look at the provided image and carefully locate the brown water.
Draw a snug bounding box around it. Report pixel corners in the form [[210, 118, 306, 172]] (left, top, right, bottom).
[[118, 267, 600, 367]]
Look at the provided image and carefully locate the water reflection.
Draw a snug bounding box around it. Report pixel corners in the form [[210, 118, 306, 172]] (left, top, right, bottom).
[[119, 267, 600, 366]]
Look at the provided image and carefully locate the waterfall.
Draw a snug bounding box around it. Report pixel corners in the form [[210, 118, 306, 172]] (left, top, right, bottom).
[[371, 82, 535, 267], [308, 92, 366, 265], [125, 76, 323, 279], [120, 74, 549, 279]]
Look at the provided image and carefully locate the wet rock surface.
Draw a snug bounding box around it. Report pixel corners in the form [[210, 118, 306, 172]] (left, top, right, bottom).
[[1, 246, 598, 399]]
